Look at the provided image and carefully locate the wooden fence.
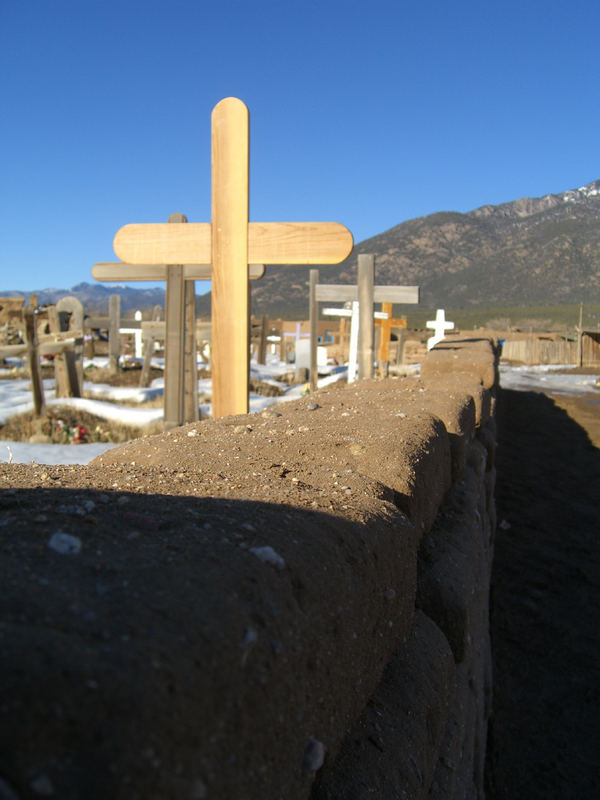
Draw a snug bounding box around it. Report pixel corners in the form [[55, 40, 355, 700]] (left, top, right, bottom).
[[500, 338, 578, 365]]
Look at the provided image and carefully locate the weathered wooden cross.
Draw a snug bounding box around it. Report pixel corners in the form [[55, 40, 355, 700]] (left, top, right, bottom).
[[309, 254, 419, 387], [93, 97, 353, 418]]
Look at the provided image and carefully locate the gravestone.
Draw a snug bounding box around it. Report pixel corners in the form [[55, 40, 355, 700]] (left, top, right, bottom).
[[51, 296, 84, 397], [120, 310, 143, 359]]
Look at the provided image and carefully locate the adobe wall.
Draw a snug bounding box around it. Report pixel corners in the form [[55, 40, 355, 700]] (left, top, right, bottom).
[[0, 336, 498, 800]]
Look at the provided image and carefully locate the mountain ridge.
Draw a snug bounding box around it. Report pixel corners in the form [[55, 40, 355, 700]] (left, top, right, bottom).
[[239, 178, 600, 317], [4, 180, 600, 318]]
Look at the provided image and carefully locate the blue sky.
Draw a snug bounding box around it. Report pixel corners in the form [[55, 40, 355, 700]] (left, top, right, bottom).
[[1, 0, 598, 294]]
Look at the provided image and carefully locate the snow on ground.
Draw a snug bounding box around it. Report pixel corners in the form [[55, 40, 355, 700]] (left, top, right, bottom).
[[0, 355, 349, 465], [1, 357, 597, 465], [499, 363, 600, 397], [1, 440, 118, 466]]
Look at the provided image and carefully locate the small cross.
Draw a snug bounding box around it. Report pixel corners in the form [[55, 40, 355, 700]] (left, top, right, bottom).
[[97, 97, 353, 417], [426, 308, 455, 350]]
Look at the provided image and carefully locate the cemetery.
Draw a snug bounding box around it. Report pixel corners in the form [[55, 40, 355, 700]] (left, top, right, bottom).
[[0, 262, 430, 442], [0, 96, 598, 800]]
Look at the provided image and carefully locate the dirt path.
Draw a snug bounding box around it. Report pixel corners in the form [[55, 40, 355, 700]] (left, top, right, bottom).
[[486, 388, 600, 798]]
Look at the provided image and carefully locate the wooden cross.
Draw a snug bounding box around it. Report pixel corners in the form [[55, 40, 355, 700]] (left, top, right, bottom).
[[309, 254, 418, 387], [426, 308, 455, 350], [94, 97, 353, 417], [375, 302, 407, 369]]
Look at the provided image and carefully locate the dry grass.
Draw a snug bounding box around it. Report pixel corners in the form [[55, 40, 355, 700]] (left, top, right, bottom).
[[0, 405, 162, 445], [0, 361, 292, 444]]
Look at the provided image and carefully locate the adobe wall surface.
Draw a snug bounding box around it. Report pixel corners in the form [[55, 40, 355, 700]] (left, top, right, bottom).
[[0, 336, 498, 800]]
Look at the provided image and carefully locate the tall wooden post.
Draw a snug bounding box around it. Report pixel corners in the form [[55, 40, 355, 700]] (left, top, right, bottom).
[[577, 302, 583, 368], [47, 307, 70, 398], [56, 296, 84, 396], [184, 279, 199, 422], [164, 214, 187, 429], [24, 309, 45, 417], [309, 269, 318, 391], [275, 318, 285, 361], [211, 98, 249, 416], [379, 302, 393, 375], [257, 314, 269, 365], [357, 254, 374, 380], [108, 294, 121, 373], [139, 304, 163, 388]]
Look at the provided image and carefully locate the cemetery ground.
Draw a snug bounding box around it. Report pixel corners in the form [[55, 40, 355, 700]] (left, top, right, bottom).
[[0, 358, 291, 447]]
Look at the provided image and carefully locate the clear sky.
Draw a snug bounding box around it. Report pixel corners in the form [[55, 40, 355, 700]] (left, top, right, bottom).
[[1, 0, 598, 294]]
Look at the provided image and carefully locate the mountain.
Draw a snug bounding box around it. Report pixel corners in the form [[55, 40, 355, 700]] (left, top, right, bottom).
[[198, 179, 600, 318], [0, 283, 166, 315], [5, 180, 600, 319]]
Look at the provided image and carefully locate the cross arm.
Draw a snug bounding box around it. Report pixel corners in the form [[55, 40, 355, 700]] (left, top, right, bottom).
[[113, 222, 353, 265], [323, 307, 389, 319], [316, 284, 419, 303], [92, 263, 266, 281]]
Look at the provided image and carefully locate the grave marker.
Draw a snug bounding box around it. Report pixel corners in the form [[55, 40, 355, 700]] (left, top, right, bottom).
[[427, 309, 454, 350], [24, 310, 45, 417], [376, 302, 408, 375], [108, 295, 121, 372], [49, 296, 84, 398], [93, 97, 353, 418], [139, 305, 164, 388], [120, 310, 144, 359], [309, 255, 418, 386], [323, 303, 389, 383]]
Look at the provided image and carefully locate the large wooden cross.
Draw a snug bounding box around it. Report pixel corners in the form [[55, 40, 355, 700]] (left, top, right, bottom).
[[93, 97, 353, 417]]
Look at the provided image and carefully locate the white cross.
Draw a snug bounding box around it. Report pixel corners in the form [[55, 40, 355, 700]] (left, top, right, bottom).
[[426, 308, 455, 350]]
